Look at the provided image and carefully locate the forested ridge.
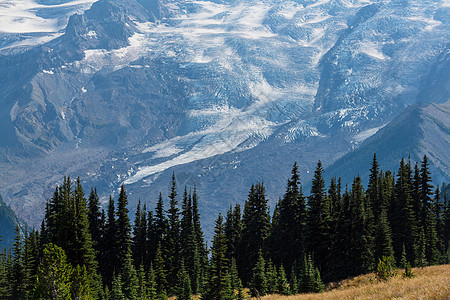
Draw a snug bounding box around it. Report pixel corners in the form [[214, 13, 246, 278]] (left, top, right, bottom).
[[0, 154, 449, 299]]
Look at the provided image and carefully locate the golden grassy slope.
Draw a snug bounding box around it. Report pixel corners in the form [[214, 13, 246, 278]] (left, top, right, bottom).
[[252, 264, 450, 300]]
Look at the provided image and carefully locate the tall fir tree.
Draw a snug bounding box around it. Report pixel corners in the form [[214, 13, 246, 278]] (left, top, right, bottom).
[[367, 154, 382, 219], [237, 182, 271, 284], [307, 160, 332, 275], [270, 162, 307, 274], [103, 196, 118, 286], [132, 200, 148, 268], [11, 226, 26, 299], [249, 249, 267, 297], [166, 172, 181, 295], [87, 188, 103, 258], [116, 184, 132, 273], [202, 214, 230, 300]]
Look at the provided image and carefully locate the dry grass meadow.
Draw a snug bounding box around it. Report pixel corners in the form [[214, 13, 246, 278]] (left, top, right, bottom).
[[248, 264, 450, 300]]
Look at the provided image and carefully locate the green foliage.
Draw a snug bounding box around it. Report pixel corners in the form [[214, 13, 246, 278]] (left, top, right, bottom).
[[249, 249, 267, 297], [175, 261, 192, 300], [1, 155, 449, 299], [237, 183, 270, 284], [202, 214, 230, 300], [376, 256, 397, 281], [33, 243, 72, 300], [277, 264, 290, 295], [270, 162, 307, 274], [298, 254, 323, 293], [402, 262, 414, 278]]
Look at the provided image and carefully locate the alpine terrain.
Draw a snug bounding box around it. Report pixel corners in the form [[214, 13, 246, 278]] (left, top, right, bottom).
[[0, 0, 449, 232]]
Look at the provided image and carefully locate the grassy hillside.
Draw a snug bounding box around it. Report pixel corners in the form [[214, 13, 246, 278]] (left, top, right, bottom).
[[251, 265, 450, 300]]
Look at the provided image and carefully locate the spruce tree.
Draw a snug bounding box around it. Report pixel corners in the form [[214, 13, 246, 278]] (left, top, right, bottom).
[[416, 227, 427, 267], [237, 182, 270, 284], [111, 274, 125, 300], [137, 264, 148, 299], [265, 259, 277, 294], [290, 267, 299, 295], [277, 264, 290, 295], [175, 260, 192, 300], [103, 196, 118, 286], [270, 162, 307, 273], [166, 173, 181, 294], [390, 159, 417, 266], [117, 184, 132, 273], [87, 188, 103, 257], [0, 248, 10, 298], [154, 242, 168, 297], [307, 160, 332, 275], [11, 226, 26, 299], [132, 200, 147, 268], [33, 243, 72, 300], [202, 214, 229, 300], [249, 249, 267, 297], [121, 247, 139, 299], [374, 208, 395, 264], [147, 263, 158, 300], [225, 204, 242, 261], [368, 154, 381, 218]]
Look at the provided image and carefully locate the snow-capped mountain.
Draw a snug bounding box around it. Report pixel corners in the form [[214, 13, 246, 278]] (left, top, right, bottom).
[[0, 0, 448, 233]]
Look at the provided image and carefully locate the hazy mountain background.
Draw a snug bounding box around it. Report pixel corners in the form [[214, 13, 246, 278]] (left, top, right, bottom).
[[0, 0, 448, 236]]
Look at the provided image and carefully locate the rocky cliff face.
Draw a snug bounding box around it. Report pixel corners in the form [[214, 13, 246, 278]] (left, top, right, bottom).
[[0, 0, 448, 234]]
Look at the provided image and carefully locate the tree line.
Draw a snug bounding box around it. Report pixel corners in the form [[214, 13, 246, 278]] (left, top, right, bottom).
[[0, 154, 449, 299]]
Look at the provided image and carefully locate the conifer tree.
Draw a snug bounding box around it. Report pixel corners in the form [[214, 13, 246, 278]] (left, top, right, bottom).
[[416, 227, 427, 267], [11, 226, 26, 299], [117, 184, 132, 273], [176, 260, 192, 300], [420, 155, 433, 228], [229, 257, 240, 291], [277, 264, 290, 295], [111, 274, 125, 300], [0, 248, 10, 298], [374, 208, 395, 264], [166, 173, 181, 294], [390, 159, 417, 266], [368, 154, 381, 218], [87, 188, 103, 256], [265, 259, 277, 294], [348, 176, 374, 275], [132, 200, 147, 268], [249, 249, 267, 297], [154, 242, 168, 297], [290, 267, 299, 295], [271, 162, 307, 273], [307, 160, 332, 274], [237, 183, 270, 283], [433, 187, 445, 260], [147, 263, 158, 300], [400, 243, 407, 268], [33, 243, 72, 300], [71, 264, 92, 299], [121, 247, 139, 299], [225, 204, 242, 261], [425, 204, 440, 265], [137, 264, 148, 299], [202, 214, 229, 300], [71, 178, 101, 297], [103, 196, 118, 286]]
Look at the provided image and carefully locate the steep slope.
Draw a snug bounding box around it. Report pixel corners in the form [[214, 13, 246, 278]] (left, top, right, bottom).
[[325, 100, 450, 186], [0, 194, 27, 249]]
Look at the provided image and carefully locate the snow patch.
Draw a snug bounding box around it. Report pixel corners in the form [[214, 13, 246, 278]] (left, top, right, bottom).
[[0, 0, 96, 33], [353, 125, 385, 143]]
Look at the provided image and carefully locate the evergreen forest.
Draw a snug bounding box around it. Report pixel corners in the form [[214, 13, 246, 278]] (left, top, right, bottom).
[[1, 154, 450, 299]]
